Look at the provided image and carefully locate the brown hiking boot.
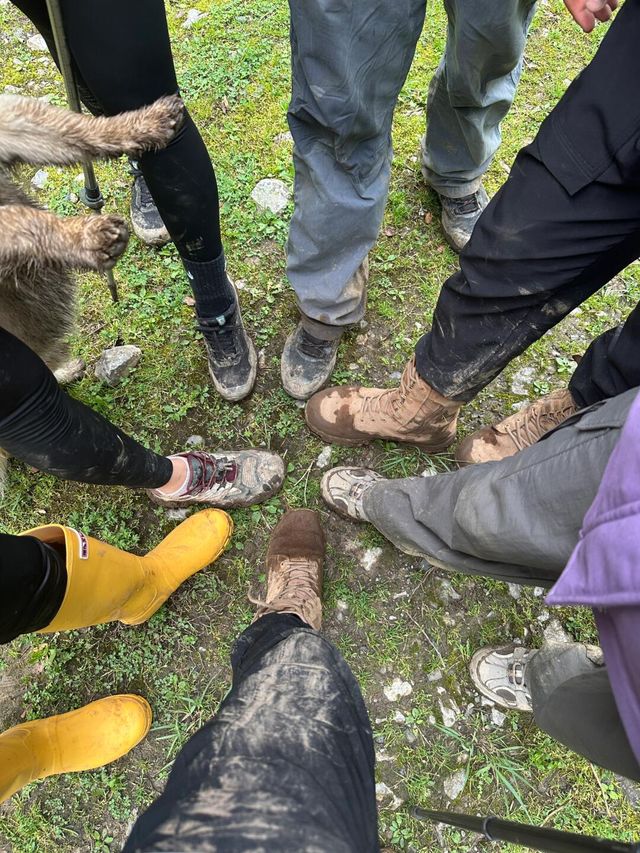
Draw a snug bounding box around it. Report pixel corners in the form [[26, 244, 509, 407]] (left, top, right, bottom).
[[251, 510, 325, 630], [305, 357, 461, 452], [456, 388, 578, 466]]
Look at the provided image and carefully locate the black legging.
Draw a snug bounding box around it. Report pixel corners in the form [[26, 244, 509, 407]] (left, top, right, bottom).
[[0, 533, 67, 644], [0, 327, 172, 488], [12, 0, 222, 263]]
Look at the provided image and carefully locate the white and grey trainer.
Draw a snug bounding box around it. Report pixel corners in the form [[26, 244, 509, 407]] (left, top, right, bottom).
[[320, 466, 384, 521], [149, 450, 284, 509], [469, 645, 535, 712]]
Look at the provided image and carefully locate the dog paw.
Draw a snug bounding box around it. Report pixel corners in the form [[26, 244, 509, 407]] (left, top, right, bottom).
[[126, 94, 185, 154], [78, 215, 130, 271]]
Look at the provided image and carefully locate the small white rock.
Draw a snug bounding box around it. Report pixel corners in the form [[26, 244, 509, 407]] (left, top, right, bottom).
[[27, 34, 48, 51], [185, 435, 205, 448], [444, 769, 467, 801], [510, 366, 537, 396], [251, 178, 291, 215], [94, 345, 142, 387], [507, 583, 522, 600], [543, 618, 571, 645], [393, 710, 406, 724], [491, 708, 507, 728], [31, 169, 48, 189], [428, 669, 443, 683], [437, 688, 461, 727], [183, 9, 206, 27], [166, 508, 189, 521], [274, 131, 293, 146], [383, 678, 413, 702], [361, 547, 383, 572], [533, 586, 545, 597], [315, 446, 333, 469]]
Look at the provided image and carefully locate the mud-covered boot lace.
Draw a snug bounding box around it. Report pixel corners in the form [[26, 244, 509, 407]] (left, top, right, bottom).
[[506, 398, 577, 451], [198, 314, 244, 366], [250, 557, 318, 616], [299, 328, 334, 360], [186, 452, 238, 496]]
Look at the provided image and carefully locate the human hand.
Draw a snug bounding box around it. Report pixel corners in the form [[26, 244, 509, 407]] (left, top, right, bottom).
[[563, 0, 619, 32]]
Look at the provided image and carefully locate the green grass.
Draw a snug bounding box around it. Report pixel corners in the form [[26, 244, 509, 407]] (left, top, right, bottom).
[[1, 0, 639, 851]]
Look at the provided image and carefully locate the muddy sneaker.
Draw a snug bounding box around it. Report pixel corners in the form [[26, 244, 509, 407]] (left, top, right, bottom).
[[469, 645, 535, 712], [251, 509, 325, 630], [129, 162, 170, 247], [305, 357, 461, 452], [321, 467, 384, 521], [198, 301, 257, 402], [456, 389, 578, 466], [148, 450, 284, 508], [439, 186, 489, 253], [281, 322, 341, 400]]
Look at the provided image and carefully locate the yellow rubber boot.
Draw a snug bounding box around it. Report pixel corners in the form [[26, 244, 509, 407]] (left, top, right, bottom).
[[22, 509, 232, 631], [0, 695, 151, 803]]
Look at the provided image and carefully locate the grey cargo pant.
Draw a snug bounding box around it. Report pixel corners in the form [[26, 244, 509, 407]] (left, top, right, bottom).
[[286, 0, 537, 329], [363, 387, 639, 587]]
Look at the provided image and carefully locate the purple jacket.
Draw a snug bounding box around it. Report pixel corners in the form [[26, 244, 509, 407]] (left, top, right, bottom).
[[547, 390, 640, 766]]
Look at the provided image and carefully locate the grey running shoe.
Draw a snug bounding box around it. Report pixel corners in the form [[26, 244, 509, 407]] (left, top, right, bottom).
[[198, 301, 257, 402], [469, 645, 535, 712], [439, 186, 489, 253], [129, 163, 170, 247], [149, 450, 284, 508], [320, 467, 384, 521], [281, 322, 341, 401]]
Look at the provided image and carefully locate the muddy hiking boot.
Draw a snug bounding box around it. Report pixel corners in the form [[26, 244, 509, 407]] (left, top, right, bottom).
[[321, 467, 383, 522], [198, 301, 257, 402], [129, 161, 170, 247], [251, 509, 325, 631], [438, 185, 489, 253], [456, 388, 578, 466], [305, 357, 461, 453], [281, 322, 341, 400], [149, 450, 284, 508]]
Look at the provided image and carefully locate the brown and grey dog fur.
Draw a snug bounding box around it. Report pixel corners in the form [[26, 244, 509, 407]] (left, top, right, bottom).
[[0, 92, 184, 488]]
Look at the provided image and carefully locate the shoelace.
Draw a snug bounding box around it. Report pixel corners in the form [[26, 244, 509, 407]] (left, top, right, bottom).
[[447, 193, 480, 216], [198, 315, 242, 361], [186, 452, 238, 494], [299, 328, 333, 360], [504, 400, 576, 452], [250, 557, 318, 612]]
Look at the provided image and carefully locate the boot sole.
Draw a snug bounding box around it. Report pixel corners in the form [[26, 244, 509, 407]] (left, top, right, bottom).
[[306, 418, 454, 455]]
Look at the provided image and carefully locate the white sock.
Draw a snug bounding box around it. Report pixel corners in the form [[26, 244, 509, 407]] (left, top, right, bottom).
[[155, 456, 190, 496]]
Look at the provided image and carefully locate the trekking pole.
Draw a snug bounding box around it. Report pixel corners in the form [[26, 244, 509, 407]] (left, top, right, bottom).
[[412, 807, 640, 853], [44, 0, 119, 303]]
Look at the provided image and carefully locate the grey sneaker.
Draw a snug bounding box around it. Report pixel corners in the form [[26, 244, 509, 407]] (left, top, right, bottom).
[[281, 323, 341, 401], [469, 645, 535, 712], [320, 467, 384, 521], [129, 163, 170, 247], [149, 450, 285, 508], [198, 301, 257, 402], [439, 186, 489, 253]]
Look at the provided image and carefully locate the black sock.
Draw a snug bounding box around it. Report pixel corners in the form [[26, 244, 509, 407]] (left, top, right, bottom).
[[182, 253, 236, 319]]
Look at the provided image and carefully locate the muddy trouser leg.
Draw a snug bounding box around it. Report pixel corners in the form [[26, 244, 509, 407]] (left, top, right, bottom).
[[528, 643, 640, 780], [0, 328, 172, 489], [413, 0, 640, 402], [421, 0, 536, 197], [123, 613, 380, 853], [286, 0, 426, 330], [363, 388, 637, 587], [0, 533, 67, 644]]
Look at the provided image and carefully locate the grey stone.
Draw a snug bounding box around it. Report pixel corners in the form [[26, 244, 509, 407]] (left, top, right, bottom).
[[507, 583, 522, 600], [183, 9, 206, 27], [383, 678, 413, 702], [27, 34, 48, 51], [185, 435, 205, 448], [510, 366, 537, 396], [361, 547, 383, 572], [427, 668, 443, 683], [491, 708, 507, 728], [251, 178, 291, 215], [437, 579, 461, 604], [444, 769, 467, 801], [543, 618, 571, 645], [274, 131, 293, 146], [166, 509, 189, 521], [315, 446, 333, 469], [94, 345, 142, 386], [31, 169, 48, 190], [437, 687, 460, 728]]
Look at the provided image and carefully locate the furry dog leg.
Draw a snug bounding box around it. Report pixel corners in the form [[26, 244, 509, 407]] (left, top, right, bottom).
[[0, 94, 183, 167]]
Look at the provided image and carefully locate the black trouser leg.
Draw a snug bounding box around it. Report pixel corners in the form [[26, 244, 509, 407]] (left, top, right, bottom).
[[123, 614, 380, 853], [0, 329, 172, 489], [0, 533, 67, 644], [528, 643, 640, 781], [415, 0, 640, 404]]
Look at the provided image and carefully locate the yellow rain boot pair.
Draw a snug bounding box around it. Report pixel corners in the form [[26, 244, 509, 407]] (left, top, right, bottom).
[[0, 509, 232, 803]]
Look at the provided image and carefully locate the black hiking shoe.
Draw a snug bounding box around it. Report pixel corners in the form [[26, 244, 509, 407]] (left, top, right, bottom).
[[129, 161, 170, 247], [281, 322, 341, 400], [198, 303, 257, 402], [439, 186, 489, 253]]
